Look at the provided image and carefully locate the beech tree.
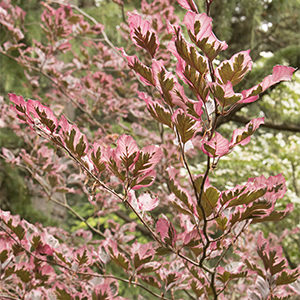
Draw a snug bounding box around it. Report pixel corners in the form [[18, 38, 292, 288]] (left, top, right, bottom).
[[0, 0, 299, 299]]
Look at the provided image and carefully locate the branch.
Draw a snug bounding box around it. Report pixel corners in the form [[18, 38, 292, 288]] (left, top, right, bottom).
[[229, 114, 300, 133]]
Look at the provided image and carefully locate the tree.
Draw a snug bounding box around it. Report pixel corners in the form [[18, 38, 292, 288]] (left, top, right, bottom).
[[0, 0, 299, 299]]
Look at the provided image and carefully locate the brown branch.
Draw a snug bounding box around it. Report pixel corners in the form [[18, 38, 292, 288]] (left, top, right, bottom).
[[229, 114, 300, 133]]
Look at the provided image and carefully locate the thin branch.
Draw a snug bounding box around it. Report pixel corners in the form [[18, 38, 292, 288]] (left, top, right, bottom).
[[230, 114, 300, 133]]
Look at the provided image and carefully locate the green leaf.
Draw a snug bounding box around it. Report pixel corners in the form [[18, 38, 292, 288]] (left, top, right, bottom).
[[276, 270, 299, 285], [221, 186, 247, 206], [227, 188, 266, 207], [245, 259, 265, 278], [56, 288, 72, 300], [140, 276, 161, 289], [155, 247, 172, 255], [133, 253, 152, 269], [169, 179, 193, 213], [183, 65, 209, 101], [147, 103, 173, 128], [211, 84, 242, 108], [216, 216, 228, 231], [133, 27, 158, 58], [191, 280, 205, 297], [174, 28, 208, 76], [77, 249, 88, 266], [16, 269, 31, 283], [0, 250, 8, 263], [132, 60, 155, 85], [218, 53, 250, 86], [65, 128, 76, 153], [201, 186, 220, 217], [157, 70, 175, 106], [111, 253, 129, 270], [31, 235, 42, 251], [75, 135, 87, 157], [173, 110, 196, 143]]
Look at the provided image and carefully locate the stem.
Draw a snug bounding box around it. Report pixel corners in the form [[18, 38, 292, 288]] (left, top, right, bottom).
[[205, 0, 213, 16]]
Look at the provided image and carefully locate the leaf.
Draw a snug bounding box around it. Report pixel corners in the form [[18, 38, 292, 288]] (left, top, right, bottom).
[[201, 186, 220, 217], [245, 259, 265, 278], [172, 109, 196, 143], [251, 203, 293, 224], [136, 261, 160, 275], [202, 132, 230, 158], [7, 219, 25, 240], [191, 280, 205, 297], [119, 48, 155, 85], [173, 28, 208, 76], [152, 60, 176, 106], [133, 253, 152, 269], [56, 288, 72, 300], [221, 185, 247, 206], [216, 50, 252, 86], [168, 172, 194, 213], [16, 268, 31, 283], [91, 143, 106, 173], [115, 134, 139, 169], [240, 65, 295, 103], [155, 247, 172, 255], [136, 193, 159, 212], [229, 118, 264, 148], [179, 62, 209, 102], [76, 249, 88, 266], [227, 188, 266, 207], [276, 270, 299, 285], [128, 13, 159, 58], [211, 82, 242, 108], [256, 232, 287, 276], [176, 0, 199, 13], [138, 92, 173, 128], [0, 250, 8, 263], [55, 252, 72, 267], [183, 11, 227, 60], [156, 216, 177, 246], [140, 276, 161, 289]]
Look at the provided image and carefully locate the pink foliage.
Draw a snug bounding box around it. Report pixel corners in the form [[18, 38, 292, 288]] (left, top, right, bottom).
[[0, 0, 298, 299]]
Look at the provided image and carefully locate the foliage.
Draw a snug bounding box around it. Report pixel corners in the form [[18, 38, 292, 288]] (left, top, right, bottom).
[[0, 0, 299, 299]]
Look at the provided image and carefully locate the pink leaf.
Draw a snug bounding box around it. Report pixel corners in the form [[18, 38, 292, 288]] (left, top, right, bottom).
[[176, 0, 199, 13], [141, 145, 163, 167], [240, 65, 295, 104], [215, 50, 253, 86], [202, 132, 230, 157], [128, 13, 159, 58], [115, 134, 139, 161], [36, 244, 54, 256], [261, 65, 295, 91], [229, 117, 264, 148], [137, 193, 159, 212], [118, 47, 155, 86], [248, 174, 286, 202], [132, 169, 156, 190], [183, 11, 227, 60], [156, 216, 177, 246]]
